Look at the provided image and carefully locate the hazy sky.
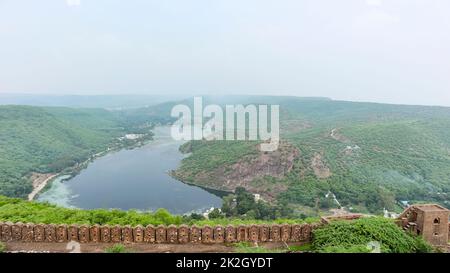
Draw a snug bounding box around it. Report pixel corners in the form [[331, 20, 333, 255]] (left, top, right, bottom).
[[0, 0, 449, 106]]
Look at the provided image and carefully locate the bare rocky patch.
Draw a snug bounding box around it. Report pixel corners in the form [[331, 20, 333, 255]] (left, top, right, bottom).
[[311, 152, 331, 179]]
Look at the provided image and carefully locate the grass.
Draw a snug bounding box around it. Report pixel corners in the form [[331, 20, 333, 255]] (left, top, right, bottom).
[[287, 243, 313, 252], [104, 244, 130, 253], [0, 242, 6, 253], [192, 217, 319, 227], [0, 196, 317, 226], [233, 242, 313, 253]]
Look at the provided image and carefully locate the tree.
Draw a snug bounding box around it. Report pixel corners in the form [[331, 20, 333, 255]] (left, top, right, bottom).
[[221, 194, 237, 217], [208, 208, 224, 219], [235, 187, 256, 215]]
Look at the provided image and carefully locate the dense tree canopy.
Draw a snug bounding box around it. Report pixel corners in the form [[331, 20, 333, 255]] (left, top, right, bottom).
[[0, 106, 154, 198]]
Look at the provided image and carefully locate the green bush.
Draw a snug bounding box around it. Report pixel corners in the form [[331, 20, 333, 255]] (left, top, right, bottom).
[[0, 242, 6, 253], [174, 99, 450, 213], [312, 217, 434, 253]]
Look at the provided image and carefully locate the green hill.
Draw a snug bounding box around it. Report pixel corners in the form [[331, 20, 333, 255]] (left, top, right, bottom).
[[172, 97, 450, 213]]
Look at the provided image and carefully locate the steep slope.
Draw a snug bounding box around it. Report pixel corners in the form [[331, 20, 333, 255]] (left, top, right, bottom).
[[173, 141, 299, 200], [0, 105, 149, 198], [173, 97, 450, 213]]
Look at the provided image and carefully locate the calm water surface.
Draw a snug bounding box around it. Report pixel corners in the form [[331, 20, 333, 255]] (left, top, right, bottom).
[[38, 127, 222, 214]]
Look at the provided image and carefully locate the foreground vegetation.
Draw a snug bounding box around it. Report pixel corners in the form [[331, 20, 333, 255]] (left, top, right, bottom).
[[0, 196, 308, 226], [215, 187, 297, 220], [0, 105, 157, 198], [105, 244, 130, 253]]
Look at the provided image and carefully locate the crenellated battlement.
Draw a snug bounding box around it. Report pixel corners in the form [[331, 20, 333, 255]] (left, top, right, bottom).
[[0, 222, 321, 244]]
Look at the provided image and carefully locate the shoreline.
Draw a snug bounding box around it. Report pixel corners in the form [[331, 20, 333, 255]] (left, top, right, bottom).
[[28, 131, 155, 201], [169, 171, 232, 198], [28, 126, 224, 213]]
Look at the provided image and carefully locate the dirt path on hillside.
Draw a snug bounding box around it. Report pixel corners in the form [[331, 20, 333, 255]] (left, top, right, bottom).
[[330, 128, 350, 143]]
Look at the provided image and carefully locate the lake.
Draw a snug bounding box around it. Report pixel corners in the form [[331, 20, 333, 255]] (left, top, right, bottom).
[[37, 126, 222, 214]]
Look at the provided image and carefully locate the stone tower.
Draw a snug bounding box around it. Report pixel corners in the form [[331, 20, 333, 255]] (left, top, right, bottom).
[[398, 204, 449, 247]]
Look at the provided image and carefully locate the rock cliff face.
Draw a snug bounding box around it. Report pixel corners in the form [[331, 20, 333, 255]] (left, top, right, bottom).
[[223, 143, 298, 182], [311, 153, 331, 179], [173, 141, 299, 199]]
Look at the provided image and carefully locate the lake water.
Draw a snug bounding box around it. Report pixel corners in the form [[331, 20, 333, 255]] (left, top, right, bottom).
[[37, 126, 222, 214]]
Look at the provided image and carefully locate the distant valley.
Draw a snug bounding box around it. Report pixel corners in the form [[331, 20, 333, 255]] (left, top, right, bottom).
[[1, 96, 450, 216]]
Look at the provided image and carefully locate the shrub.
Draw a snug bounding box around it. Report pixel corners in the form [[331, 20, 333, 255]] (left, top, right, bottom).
[[208, 208, 225, 219], [312, 217, 434, 253], [0, 242, 6, 253], [318, 244, 371, 253]]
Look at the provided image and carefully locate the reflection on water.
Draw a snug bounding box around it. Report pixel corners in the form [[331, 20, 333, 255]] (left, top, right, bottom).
[[38, 127, 222, 214]]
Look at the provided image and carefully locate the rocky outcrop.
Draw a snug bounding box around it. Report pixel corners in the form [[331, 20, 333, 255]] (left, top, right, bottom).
[[175, 141, 300, 199], [311, 152, 331, 179]]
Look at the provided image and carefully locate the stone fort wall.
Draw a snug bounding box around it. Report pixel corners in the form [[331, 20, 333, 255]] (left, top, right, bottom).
[[0, 222, 320, 244]]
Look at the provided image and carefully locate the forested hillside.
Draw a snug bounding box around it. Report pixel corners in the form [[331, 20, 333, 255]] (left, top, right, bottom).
[[0, 105, 153, 198], [173, 97, 450, 213], [2, 96, 450, 214]]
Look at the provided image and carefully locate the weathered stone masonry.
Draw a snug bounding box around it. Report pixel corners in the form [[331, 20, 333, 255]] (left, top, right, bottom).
[[396, 204, 449, 247], [0, 223, 319, 244], [2, 204, 449, 247]]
